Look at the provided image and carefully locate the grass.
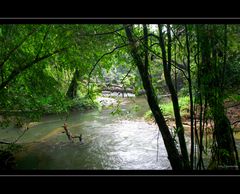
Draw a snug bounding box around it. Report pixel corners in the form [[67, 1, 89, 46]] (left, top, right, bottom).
[[144, 96, 190, 120], [228, 94, 240, 102]]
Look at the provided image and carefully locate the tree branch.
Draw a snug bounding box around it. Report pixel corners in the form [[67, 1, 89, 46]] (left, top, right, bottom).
[[13, 127, 29, 144], [0, 47, 66, 91], [120, 64, 135, 85], [114, 31, 128, 44], [232, 120, 240, 126], [170, 27, 185, 49], [35, 26, 51, 60], [0, 28, 38, 70], [0, 125, 29, 145], [0, 141, 12, 145], [78, 25, 130, 37], [140, 39, 189, 79], [226, 103, 240, 109], [87, 44, 128, 95]]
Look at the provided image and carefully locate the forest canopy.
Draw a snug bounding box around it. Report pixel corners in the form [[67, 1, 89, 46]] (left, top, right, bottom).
[[0, 24, 240, 170]]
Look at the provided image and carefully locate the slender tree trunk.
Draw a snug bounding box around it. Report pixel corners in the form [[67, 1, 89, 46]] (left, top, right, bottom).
[[66, 69, 80, 99], [195, 25, 205, 169], [185, 25, 194, 169], [158, 24, 190, 169], [124, 24, 184, 170], [174, 41, 178, 92]]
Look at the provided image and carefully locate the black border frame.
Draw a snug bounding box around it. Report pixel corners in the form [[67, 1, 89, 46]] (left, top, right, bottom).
[[0, 17, 240, 182]]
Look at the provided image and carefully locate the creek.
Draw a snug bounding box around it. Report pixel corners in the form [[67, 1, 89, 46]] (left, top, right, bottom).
[[8, 96, 171, 170]]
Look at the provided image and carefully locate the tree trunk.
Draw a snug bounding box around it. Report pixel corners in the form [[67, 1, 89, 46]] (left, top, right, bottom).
[[185, 25, 195, 169], [212, 103, 236, 166], [198, 25, 237, 168], [124, 24, 184, 170], [66, 69, 80, 99], [158, 24, 190, 169]]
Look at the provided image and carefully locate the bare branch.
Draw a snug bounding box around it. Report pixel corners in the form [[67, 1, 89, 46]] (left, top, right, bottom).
[[232, 120, 240, 126], [0, 141, 11, 145], [120, 64, 134, 85], [149, 42, 159, 48], [87, 44, 128, 95], [114, 31, 128, 44], [170, 27, 185, 49], [120, 64, 135, 98], [225, 103, 240, 109], [140, 39, 189, 80], [0, 125, 29, 145], [13, 127, 29, 144]]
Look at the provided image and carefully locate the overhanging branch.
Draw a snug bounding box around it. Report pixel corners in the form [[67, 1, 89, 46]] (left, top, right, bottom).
[[87, 44, 128, 95], [0, 28, 38, 70], [78, 25, 130, 37], [140, 39, 189, 79], [0, 47, 66, 91]]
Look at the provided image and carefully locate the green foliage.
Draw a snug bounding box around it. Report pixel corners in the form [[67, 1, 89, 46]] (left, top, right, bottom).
[[162, 96, 190, 117], [224, 53, 240, 92], [0, 24, 121, 127], [144, 96, 190, 120], [111, 106, 123, 116], [0, 24, 239, 169], [144, 110, 154, 121], [131, 104, 140, 112], [67, 97, 99, 111], [228, 94, 240, 102]]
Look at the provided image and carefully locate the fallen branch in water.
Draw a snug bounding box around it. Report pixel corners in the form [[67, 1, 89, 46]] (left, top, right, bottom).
[[225, 103, 240, 109], [0, 127, 29, 145], [0, 141, 12, 145], [13, 127, 29, 144], [232, 120, 240, 126], [62, 123, 83, 143]]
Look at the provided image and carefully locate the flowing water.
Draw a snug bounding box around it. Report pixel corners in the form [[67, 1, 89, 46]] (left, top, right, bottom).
[[3, 96, 172, 170], [2, 95, 240, 170]]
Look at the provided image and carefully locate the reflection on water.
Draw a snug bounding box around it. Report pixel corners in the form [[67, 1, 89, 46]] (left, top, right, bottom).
[[7, 97, 171, 169]]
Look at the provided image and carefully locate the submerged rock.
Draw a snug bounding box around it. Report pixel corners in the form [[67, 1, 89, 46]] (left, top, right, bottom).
[[96, 97, 117, 107]]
